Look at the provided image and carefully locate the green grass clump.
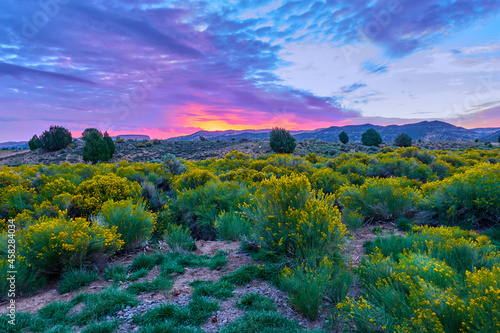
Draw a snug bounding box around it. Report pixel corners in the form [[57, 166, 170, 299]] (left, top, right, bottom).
[[191, 280, 234, 300], [80, 321, 118, 333], [58, 269, 98, 294], [130, 253, 164, 272], [237, 293, 276, 311], [127, 268, 150, 281], [127, 275, 173, 294], [219, 311, 302, 333], [138, 323, 202, 333], [208, 250, 228, 270], [220, 265, 260, 285], [103, 264, 128, 282], [38, 301, 73, 323], [72, 287, 139, 325]]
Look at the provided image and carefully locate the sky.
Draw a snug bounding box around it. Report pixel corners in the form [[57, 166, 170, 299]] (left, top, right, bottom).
[[1, 0, 500, 141]]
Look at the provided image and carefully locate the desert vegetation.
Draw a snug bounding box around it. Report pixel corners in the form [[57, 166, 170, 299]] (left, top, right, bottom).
[[1, 145, 499, 332]]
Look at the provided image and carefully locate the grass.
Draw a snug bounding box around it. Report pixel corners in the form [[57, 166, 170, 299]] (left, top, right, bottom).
[[219, 311, 303, 333], [80, 321, 119, 333], [71, 287, 139, 325], [58, 269, 98, 294], [130, 253, 165, 272], [163, 223, 197, 252], [127, 275, 173, 294], [220, 265, 260, 285], [103, 264, 128, 282], [236, 293, 276, 311], [138, 323, 203, 333], [208, 250, 229, 270], [128, 268, 150, 281], [190, 280, 234, 300]]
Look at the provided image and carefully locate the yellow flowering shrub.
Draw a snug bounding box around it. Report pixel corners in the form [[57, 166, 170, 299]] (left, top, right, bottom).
[[99, 199, 155, 250], [72, 173, 141, 215], [173, 168, 217, 191], [242, 173, 347, 260], [23, 212, 123, 274], [340, 176, 422, 220], [420, 163, 500, 227]]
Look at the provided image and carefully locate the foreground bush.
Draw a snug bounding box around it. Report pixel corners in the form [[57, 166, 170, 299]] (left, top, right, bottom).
[[242, 173, 347, 260], [163, 223, 196, 252], [99, 199, 155, 251], [361, 128, 382, 146], [23, 212, 123, 274], [338, 226, 500, 333], [340, 177, 421, 221], [420, 163, 500, 227]]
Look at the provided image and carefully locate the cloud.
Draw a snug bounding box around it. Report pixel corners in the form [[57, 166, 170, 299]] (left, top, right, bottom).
[[362, 61, 388, 74], [341, 83, 367, 93]]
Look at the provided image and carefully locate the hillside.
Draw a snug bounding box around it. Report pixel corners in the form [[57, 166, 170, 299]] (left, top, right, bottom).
[[167, 121, 499, 142]]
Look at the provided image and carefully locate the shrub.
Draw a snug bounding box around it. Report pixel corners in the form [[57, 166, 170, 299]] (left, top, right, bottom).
[[308, 169, 349, 195], [340, 177, 421, 221], [394, 133, 412, 147], [73, 173, 141, 215], [343, 210, 365, 230], [242, 173, 347, 261], [83, 129, 112, 164], [339, 131, 349, 144], [99, 199, 155, 251], [39, 125, 72, 151], [173, 180, 248, 240], [173, 169, 216, 191], [269, 127, 296, 154], [164, 223, 196, 252], [23, 212, 123, 274], [28, 135, 42, 150], [214, 210, 251, 241], [281, 258, 336, 319], [162, 154, 187, 176], [420, 163, 500, 227], [361, 128, 382, 146], [58, 268, 98, 294], [0, 255, 45, 299]]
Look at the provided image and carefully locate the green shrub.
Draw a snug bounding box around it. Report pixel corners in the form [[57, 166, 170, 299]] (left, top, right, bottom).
[[173, 180, 248, 240], [396, 217, 413, 232], [242, 173, 347, 261], [342, 210, 364, 230], [214, 210, 251, 241], [0, 254, 45, 300], [269, 127, 296, 154], [99, 199, 155, 250], [361, 128, 382, 146], [39, 125, 72, 151], [339, 131, 349, 144], [163, 223, 196, 252], [340, 177, 421, 221], [394, 133, 412, 147], [127, 268, 149, 281], [58, 268, 98, 294], [82, 129, 114, 164], [28, 134, 42, 150], [420, 163, 500, 227], [280, 258, 335, 320], [308, 169, 349, 195], [161, 154, 187, 176]]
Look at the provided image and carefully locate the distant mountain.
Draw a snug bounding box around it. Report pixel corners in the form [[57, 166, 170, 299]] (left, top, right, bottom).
[[479, 129, 500, 143], [112, 135, 151, 141], [167, 121, 499, 142], [0, 141, 28, 149]]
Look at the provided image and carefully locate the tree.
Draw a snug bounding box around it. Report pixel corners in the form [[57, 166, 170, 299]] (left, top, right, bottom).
[[498, 135, 500, 144], [269, 127, 296, 154], [361, 128, 382, 146], [103, 131, 115, 157], [339, 131, 349, 144], [82, 129, 113, 164], [28, 135, 42, 150], [82, 128, 100, 141], [394, 133, 412, 147], [39, 125, 72, 151]]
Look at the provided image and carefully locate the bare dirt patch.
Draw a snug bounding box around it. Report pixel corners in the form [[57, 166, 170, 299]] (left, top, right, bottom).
[[194, 240, 240, 256]]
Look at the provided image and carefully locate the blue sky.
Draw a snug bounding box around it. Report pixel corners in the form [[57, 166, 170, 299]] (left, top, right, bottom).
[[1, 0, 499, 141]]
